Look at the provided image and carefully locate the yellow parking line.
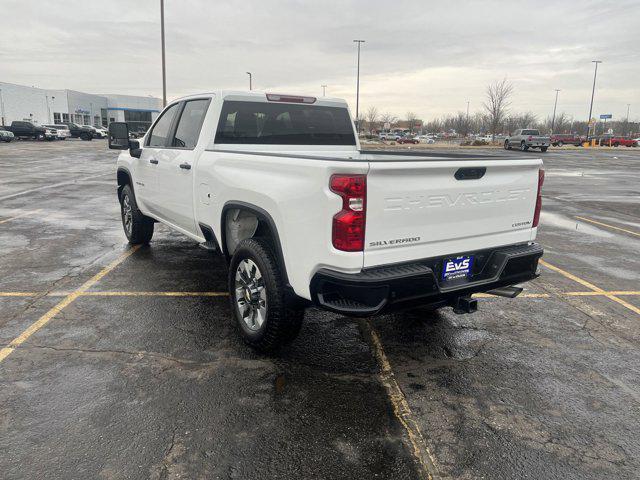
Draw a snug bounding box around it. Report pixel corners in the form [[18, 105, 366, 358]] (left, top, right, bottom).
[[0, 208, 42, 225], [0, 245, 141, 364], [473, 293, 550, 298], [565, 291, 640, 297], [80, 291, 229, 297], [363, 322, 439, 479], [539, 259, 640, 315], [575, 216, 640, 238], [0, 292, 40, 297]]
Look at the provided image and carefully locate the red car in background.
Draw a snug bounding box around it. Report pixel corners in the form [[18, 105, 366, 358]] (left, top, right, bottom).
[[550, 133, 583, 146], [598, 135, 638, 147], [397, 137, 419, 144]]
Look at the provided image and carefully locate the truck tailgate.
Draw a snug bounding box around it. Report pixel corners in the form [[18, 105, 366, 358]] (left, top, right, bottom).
[[364, 158, 542, 268]]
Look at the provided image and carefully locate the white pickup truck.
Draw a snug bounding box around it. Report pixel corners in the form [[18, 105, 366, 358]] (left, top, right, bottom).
[[108, 91, 544, 352]]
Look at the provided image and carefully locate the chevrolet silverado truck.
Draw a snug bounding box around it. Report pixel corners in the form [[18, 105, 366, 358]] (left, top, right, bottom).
[[6, 121, 56, 140], [505, 129, 550, 152], [109, 91, 544, 352]]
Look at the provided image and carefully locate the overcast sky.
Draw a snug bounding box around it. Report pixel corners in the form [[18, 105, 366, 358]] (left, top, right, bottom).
[[2, 0, 638, 122]]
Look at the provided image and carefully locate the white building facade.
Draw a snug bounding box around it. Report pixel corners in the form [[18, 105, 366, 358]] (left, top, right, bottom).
[[0, 81, 162, 133]]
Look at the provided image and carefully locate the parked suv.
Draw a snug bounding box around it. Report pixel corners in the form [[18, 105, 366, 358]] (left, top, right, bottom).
[[550, 134, 583, 147], [59, 122, 94, 140]]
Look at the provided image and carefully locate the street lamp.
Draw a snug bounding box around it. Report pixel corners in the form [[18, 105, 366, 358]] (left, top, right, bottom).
[[0, 88, 5, 126], [322, 85, 327, 97], [625, 104, 631, 136], [246, 72, 252, 90], [551, 89, 561, 133], [353, 39, 365, 132], [587, 60, 602, 137], [160, 0, 167, 107]]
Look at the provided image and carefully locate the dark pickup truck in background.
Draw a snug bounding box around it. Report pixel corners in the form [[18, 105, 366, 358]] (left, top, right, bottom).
[[58, 122, 95, 140], [5, 121, 54, 140]]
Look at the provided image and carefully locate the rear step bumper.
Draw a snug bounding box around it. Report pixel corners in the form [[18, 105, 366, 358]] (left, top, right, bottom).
[[310, 242, 543, 316]]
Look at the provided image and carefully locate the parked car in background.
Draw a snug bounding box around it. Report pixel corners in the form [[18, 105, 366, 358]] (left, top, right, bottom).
[[5, 121, 48, 140], [0, 127, 15, 142], [550, 134, 583, 146], [43, 124, 71, 140], [59, 122, 94, 140], [505, 129, 550, 152], [597, 135, 637, 147], [94, 126, 109, 138], [84, 125, 107, 139], [416, 135, 435, 144], [397, 136, 418, 144]]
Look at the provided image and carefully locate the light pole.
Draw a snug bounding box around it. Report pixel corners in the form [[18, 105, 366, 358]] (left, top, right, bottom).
[[465, 101, 470, 136], [587, 60, 602, 138], [46, 95, 51, 123], [551, 89, 560, 133], [0, 88, 5, 126], [246, 72, 252, 90], [322, 85, 327, 97], [625, 103, 630, 136], [353, 39, 365, 132], [160, 0, 167, 107]]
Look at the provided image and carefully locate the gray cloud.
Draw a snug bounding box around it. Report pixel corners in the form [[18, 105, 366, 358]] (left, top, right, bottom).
[[1, 0, 638, 121]]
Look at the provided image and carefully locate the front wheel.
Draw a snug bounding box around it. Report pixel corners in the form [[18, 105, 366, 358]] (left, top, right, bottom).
[[119, 184, 154, 244], [229, 238, 303, 353], [557, 141, 563, 147], [540, 146, 548, 152]]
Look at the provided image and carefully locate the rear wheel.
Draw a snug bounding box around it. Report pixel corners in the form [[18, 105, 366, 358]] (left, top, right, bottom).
[[504, 140, 511, 150], [540, 146, 548, 152], [613, 142, 619, 147], [557, 141, 563, 147], [119, 184, 154, 244], [229, 238, 303, 353], [520, 141, 528, 151]]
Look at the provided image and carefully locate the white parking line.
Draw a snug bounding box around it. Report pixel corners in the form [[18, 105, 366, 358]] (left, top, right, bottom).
[[0, 173, 111, 201]]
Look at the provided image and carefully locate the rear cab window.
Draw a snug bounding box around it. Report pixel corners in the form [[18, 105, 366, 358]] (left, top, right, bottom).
[[214, 100, 355, 145]]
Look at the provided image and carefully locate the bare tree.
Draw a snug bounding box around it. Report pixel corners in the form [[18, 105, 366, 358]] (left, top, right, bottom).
[[365, 106, 379, 133], [483, 78, 513, 140], [380, 112, 397, 131], [406, 111, 418, 133]]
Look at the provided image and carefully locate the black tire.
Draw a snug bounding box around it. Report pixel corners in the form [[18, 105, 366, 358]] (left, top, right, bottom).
[[119, 184, 154, 244], [540, 146, 548, 152], [520, 141, 528, 151], [229, 238, 304, 353], [504, 140, 511, 150], [613, 143, 619, 147], [557, 141, 563, 147]]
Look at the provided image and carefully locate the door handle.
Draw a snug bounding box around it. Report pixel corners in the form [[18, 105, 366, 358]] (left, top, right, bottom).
[[149, 158, 158, 164], [179, 163, 191, 170], [454, 167, 486, 180]]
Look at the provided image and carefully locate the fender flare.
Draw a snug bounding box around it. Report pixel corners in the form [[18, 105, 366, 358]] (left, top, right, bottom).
[[221, 201, 289, 285], [116, 167, 134, 200]]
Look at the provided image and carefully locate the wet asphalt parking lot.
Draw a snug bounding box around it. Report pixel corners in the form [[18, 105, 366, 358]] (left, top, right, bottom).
[[0, 139, 639, 480]]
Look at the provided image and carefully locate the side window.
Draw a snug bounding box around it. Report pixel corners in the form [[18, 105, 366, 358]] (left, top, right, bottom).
[[172, 99, 210, 148], [147, 103, 179, 147]]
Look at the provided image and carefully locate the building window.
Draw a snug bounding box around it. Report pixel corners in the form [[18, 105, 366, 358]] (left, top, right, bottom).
[[124, 110, 153, 134], [62, 113, 69, 122], [53, 112, 62, 123], [101, 109, 108, 127], [94, 115, 100, 126], [83, 114, 90, 125]]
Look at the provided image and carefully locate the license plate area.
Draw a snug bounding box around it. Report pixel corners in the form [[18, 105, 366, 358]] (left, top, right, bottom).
[[442, 255, 474, 283]]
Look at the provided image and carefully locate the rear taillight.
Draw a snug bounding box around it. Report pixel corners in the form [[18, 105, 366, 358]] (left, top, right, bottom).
[[330, 174, 366, 251], [532, 169, 545, 227], [266, 93, 316, 104]]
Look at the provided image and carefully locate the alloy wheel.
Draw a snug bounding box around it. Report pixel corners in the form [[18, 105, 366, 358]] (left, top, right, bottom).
[[235, 258, 267, 331]]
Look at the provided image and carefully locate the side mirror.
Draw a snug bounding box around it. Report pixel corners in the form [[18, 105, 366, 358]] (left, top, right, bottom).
[[129, 139, 142, 159], [108, 122, 129, 150]]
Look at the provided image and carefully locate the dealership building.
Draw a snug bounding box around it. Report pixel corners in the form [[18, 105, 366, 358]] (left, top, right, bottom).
[[0, 81, 162, 133]]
